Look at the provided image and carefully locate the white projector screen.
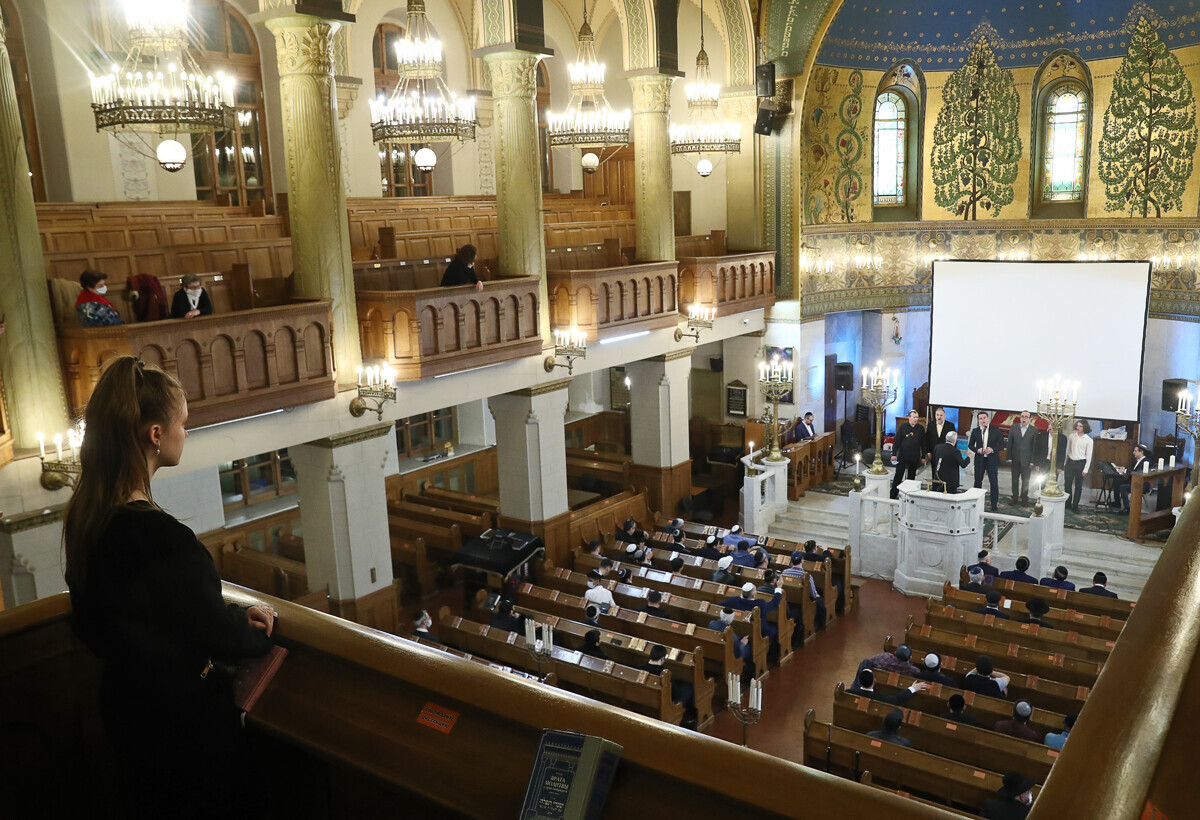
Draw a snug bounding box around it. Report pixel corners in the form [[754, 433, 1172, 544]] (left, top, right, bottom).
[[929, 260, 1150, 420]]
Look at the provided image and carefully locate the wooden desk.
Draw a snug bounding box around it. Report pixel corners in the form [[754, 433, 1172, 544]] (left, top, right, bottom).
[[567, 489, 602, 510], [1127, 465, 1186, 543]]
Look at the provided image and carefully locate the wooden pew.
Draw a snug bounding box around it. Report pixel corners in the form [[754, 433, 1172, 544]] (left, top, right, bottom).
[[537, 566, 770, 678], [832, 684, 1059, 783], [923, 601, 1115, 664], [508, 604, 715, 729], [941, 583, 1124, 640], [568, 490, 653, 551], [219, 546, 309, 601], [412, 486, 502, 516], [390, 534, 438, 600], [387, 499, 493, 540], [803, 713, 1036, 812], [388, 515, 462, 563], [957, 568, 1135, 619], [504, 583, 744, 686], [437, 609, 684, 726], [901, 620, 1103, 688], [880, 637, 1089, 716], [566, 454, 632, 492]]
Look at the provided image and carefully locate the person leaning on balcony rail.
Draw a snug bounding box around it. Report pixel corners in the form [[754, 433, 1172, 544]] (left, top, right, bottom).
[[64, 356, 276, 817], [76, 269, 124, 327], [441, 243, 484, 291], [170, 274, 215, 320]]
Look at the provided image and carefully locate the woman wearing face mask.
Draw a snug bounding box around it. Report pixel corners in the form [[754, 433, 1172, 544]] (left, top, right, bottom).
[[170, 273, 215, 319], [75, 269, 124, 326]]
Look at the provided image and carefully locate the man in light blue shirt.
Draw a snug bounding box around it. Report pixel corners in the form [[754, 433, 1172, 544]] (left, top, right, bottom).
[[1044, 714, 1076, 750]]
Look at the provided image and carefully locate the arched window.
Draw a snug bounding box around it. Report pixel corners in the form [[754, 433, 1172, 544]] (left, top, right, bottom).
[[189, 1, 272, 206], [1041, 83, 1087, 203], [873, 91, 906, 206], [374, 22, 432, 197], [1, 0, 45, 201]]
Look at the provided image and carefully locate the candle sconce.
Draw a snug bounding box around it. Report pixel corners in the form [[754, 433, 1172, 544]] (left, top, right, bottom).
[[350, 365, 398, 421], [37, 427, 83, 491], [545, 328, 587, 374], [675, 304, 714, 342]]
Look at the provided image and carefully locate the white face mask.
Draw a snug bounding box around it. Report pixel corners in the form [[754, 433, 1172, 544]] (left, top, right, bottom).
[[95, 285, 108, 295]]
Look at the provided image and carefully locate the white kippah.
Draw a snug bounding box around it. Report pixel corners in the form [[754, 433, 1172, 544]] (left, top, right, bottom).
[[706, 535, 717, 545], [731, 525, 741, 533], [717, 555, 734, 569], [625, 543, 637, 554], [741, 582, 755, 594], [924, 653, 940, 669]]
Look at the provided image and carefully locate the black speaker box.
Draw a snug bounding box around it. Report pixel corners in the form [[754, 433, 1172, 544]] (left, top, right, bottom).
[[1163, 378, 1187, 412], [833, 362, 855, 391], [753, 101, 778, 136], [756, 63, 776, 98]]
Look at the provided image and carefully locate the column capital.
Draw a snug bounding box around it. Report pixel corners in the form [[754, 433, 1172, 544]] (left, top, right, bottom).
[[506, 377, 573, 398], [263, 17, 341, 76], [627, 73, 675, 113], [306, 421, 394, 449], [483, 50, 543, 100]]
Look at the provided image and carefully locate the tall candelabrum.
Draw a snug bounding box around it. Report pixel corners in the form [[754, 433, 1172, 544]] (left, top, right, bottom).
[[523, 618, 555, 671], [726, 672, 763, 748], [860, 362, 898, 476], [1032, 376, 1080, 497], [758, 356, 793, 463], [1176, 389, 1200, 489], [1035, 377, 1078, 498]]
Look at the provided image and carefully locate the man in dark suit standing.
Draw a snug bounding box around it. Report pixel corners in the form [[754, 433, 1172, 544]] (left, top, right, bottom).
[[932, 431, 969, 493], [970, 411, 1004, 511], [925, 407, 954, 464], [1007, 410, 1039, 505], [798, 412, 817, 440], [890, 409, 927, 499], [1114, 444, 1150, 513]]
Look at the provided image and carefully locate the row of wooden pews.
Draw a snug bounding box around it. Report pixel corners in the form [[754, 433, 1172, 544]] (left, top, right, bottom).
[[802, 565, 1127, 815]]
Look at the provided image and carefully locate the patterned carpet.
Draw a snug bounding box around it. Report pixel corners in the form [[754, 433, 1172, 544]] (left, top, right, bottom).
[[809, 469, 1170, 542]]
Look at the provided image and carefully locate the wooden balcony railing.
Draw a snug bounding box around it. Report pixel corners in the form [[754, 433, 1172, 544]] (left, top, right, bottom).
[[356, 277, 543, 380], [56, 300, 336, 428], [677, 251, 776, 317], [547, 261, 680, 342]]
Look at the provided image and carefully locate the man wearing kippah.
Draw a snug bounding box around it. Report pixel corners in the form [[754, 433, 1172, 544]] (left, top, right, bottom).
[[993, 701, 1040, 742], [916, 653, 959, 688], [721, 580, 783, 649], [857, 644, 921, 678]]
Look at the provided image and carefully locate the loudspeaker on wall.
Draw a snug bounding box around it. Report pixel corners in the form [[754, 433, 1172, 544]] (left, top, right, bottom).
[[834, 362, 855, 391], [1163, 378, 1188, 412]]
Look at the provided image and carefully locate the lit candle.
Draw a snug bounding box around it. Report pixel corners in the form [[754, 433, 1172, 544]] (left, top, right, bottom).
[[862, 368, 868, 389], [1170, 455, 1176, 468], [356, 366, 363, 387], [54, 433, 63, 462], [525, 619, 535, 646], [1144, 460, 1150, 474], [546, 623, 554, 654], [1072, 382, 1079, 403], [748, 441, 754, 454], [36, 432, 45, 459], [855, 453, 861, 475], [727, 672, 738, 704], [1037, 382, 1043, 402], [1159, 458, 1165, 471]]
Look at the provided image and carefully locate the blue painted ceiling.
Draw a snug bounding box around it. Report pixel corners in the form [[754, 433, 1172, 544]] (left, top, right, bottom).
[[816, 0, 1200, 70]]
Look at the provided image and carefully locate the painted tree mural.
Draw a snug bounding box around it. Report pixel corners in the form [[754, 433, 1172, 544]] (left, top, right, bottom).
[[834, 69, 866, 222], [930, 38, 1022, 220], [1098, 17, 1197, 218], [804, 67, 867, 224]]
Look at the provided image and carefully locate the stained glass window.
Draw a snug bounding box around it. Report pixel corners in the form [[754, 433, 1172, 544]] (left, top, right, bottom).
[[873, 91, 907, 206], [1042, 84, 1087, 202]]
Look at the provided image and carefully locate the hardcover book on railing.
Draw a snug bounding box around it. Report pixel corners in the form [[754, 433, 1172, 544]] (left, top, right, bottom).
[[520, 729, 623, 820]]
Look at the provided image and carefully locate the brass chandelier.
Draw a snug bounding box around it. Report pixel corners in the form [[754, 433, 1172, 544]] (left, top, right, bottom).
[[669, 0, 740, 174]]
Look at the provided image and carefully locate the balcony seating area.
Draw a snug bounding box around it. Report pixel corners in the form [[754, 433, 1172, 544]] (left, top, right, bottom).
[[676, 230, 776, 317]]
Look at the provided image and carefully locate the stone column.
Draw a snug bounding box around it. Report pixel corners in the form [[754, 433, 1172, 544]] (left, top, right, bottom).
[[290, 423, 398, 632], [626, 352, 692, 516], [260, 8, 361, 386], [0, 17, 68, 444], [489, 380, 570, 563], [484, 50, 549, 340], [628, 73, 676, 262], [722, 91, 763, 250]]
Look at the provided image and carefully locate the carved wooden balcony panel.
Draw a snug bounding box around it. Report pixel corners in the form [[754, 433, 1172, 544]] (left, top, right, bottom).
[[56, 300, 336, 428], [356, 277, 543, 380], [677, 252, 776, 317], [547, 262, 680, 342]]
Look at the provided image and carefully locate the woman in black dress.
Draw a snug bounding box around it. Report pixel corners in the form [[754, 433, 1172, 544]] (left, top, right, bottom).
[[170, 273, 215, 319], [440, 243, 483, 290], [65, 356, 276, 817]]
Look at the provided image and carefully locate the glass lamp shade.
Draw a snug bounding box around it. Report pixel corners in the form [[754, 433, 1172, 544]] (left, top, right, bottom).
[[581, 152, 600, 173], [414, 147, 438, 172], [696, 158, 714, 177], [156, 138, 187, 171]]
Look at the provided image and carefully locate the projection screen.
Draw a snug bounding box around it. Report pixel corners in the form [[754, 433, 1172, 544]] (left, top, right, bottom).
[[928, 260, 1150, 421]]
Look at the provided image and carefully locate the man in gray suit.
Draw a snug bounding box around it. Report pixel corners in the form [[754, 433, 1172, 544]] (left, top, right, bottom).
[[1008, 410, 1039, 506]]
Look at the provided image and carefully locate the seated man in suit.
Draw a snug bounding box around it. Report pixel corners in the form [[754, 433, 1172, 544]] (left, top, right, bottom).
[[1114, 444, 1151, 513], [969, 411, 1005, 511], [782, 553, 827, 633], [722, 581, 783, 648], [960, 566, 986, 593], [615, 518, 646, 545], [848, 669, 928, 704], [1040, 565, 1076, 591], [1078, 571, 1118, 598], [696, 534, 724, 560], [579, 629, 608, 660], [1023, 596, 1054, 630], [932, 431, 970, 493], [490, 599, 525, 633], [712, 555, 738, 585], [999, 556, 1038, 585], [939, 693, 983, 728], [642, 644, 694, 717], [968, 549, 1001, 580], [974, 588, 1011, 619], [798, 411, 818, 440], [866, 708, 911, 747], [916, 652, 959, 688], [981, 772, 1036, 820], [706, 607, 751, 662]]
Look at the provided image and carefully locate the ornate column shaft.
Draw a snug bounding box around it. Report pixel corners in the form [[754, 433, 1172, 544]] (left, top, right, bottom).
[[0, 18, 68, 444], [262, 12, 361, 385], [484, 51, 549, 340], [629, 74, 676, 262]]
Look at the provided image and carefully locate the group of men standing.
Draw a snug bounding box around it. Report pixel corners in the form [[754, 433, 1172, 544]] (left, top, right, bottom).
[[890, 408, 1044, 512]]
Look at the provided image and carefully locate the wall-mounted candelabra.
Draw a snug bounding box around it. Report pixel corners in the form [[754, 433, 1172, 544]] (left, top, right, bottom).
[[675, 304, 714, 342], [37, 426, 83, 491], [545, 328, 587, 374], [1035, 376, 1078, 497], [350, 365, 397, 420]]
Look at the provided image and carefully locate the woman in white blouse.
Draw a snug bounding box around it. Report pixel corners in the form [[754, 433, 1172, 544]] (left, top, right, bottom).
[[1062, 419, 1093, 512]]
